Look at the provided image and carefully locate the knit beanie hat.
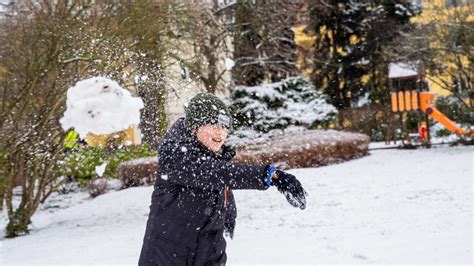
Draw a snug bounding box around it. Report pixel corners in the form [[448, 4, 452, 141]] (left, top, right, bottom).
[[185, 93, 232, 130]]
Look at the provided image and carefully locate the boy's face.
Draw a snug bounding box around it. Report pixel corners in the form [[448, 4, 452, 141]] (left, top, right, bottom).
[[193, 124, 228, 153]]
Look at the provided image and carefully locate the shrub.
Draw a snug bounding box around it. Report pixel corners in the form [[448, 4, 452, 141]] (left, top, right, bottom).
[[58, 145, 157, 184], [431, 123, 452, 137], [87, 178, 109, 198], [105, 145, 157, 178], [116, 157, 158, 188], [405, 111, 424, 132], [233, 129, 370, 168], [60, 147, 106, 182]]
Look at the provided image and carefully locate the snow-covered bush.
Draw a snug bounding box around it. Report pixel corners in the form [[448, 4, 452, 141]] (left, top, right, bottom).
[[106, 145, 157, 178], [116, 157, 158, 188], [431, 122, 452, 138], [430, 123, 456, 138], [87, 178, 109, 198], [228, 76, 337, 133], [60, 147, 105, 182], [232, 129, 369, 168], [58, 145, 157, 184]]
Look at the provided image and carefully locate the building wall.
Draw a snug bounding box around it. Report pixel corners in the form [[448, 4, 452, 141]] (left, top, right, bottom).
[[85, 124, 141, 147], [162, 38, 233, 127], [411, 0, 473, 96]]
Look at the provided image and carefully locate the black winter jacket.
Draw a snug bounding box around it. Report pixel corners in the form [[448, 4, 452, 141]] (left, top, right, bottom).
[[138, 118, 269, 266]]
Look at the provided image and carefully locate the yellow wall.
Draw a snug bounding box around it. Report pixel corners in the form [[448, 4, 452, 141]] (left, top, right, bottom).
[[85, 124, 141, 147], [292, 25, 316, 76], [411, 0, 473, 96], [293, 1, 472, 98]]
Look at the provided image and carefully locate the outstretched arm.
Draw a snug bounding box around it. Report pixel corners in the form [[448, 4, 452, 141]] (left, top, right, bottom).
[[159, 149, 269, 191]]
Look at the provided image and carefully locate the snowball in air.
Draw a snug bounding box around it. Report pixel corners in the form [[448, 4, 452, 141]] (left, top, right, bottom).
[[224, 58, 235, 70], [60, 76, 144, 138]]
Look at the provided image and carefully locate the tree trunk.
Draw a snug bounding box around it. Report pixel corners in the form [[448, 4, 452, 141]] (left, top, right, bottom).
[[0, 155, 5, 211], [6, 207, 31, 237], [0, 184, 4, 211], [139, 87, 167, 150]]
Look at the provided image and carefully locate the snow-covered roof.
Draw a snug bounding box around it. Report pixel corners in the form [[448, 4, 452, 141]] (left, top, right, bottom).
[[388, 63, 419, 78]]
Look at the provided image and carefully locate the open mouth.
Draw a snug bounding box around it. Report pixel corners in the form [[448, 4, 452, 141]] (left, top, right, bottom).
[[212, 138, 223, 144]]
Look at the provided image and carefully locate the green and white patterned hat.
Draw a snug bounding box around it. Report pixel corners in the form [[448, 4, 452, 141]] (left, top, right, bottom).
[[185, 93, 232, 130]]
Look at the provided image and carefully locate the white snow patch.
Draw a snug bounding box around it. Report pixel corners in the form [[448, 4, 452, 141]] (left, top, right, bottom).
[[60, 76, 144, 139], [352, 92, 371, 108], [120, 156, 157, 167], [94, 161, 108, 177], [389, 63, 419, 78], [224, 58, 235, 70]]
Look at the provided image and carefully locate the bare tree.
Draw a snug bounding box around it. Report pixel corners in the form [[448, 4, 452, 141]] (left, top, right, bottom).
[[0, 0, 93, 237], [167, 1, 234, 94], [169, 1, 300, 93], [232, 0, 300, 86], [389, 3, 473, 110], [109, 0, 183, 148], [0, 0, 179, 237]]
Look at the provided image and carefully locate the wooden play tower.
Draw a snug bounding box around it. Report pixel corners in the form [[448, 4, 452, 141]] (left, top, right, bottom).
[[389, 63, 472, 146]]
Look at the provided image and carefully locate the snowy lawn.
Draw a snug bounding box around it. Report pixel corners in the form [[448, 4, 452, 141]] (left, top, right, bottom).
[[2, 145, 472, 265]]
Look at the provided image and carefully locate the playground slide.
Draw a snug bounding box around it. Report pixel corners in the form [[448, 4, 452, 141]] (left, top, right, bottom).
[[419, 92, 473, 136], [425, 106, 471, 135]]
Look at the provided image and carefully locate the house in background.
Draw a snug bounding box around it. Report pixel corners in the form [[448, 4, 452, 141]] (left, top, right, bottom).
[[411, 0, 472, 96], [84, 125, 141, 147], [293, 0, 472, 99]]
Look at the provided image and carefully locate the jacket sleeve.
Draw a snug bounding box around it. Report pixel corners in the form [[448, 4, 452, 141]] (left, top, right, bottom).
[[159, 148, 269, 191]]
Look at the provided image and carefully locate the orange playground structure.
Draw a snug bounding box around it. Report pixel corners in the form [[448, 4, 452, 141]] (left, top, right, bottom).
[[389, 63, 472, 145], [391, 90, 473, 137]]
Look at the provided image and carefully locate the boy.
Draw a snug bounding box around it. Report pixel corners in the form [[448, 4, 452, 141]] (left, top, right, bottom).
[[139, 93, 307, 265]]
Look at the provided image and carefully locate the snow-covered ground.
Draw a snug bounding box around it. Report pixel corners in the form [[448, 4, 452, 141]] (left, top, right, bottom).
[[2, 145, 472, 265]]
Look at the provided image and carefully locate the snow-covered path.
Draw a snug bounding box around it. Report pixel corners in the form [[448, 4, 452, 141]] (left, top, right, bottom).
[[2, 146, 473, 265]]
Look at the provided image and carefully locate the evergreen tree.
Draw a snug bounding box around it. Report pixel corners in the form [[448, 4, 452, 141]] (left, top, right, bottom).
[[306, 0, 419, 116], [229, 77, 337, 133]]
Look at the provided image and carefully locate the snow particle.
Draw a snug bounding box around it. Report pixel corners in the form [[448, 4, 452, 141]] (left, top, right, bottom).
[[224, 58, 235, 70], [95, 161, 108, 177]]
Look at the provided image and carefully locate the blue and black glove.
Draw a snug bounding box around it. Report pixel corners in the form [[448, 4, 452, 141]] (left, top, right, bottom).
[[266, 167, 308, 210]]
